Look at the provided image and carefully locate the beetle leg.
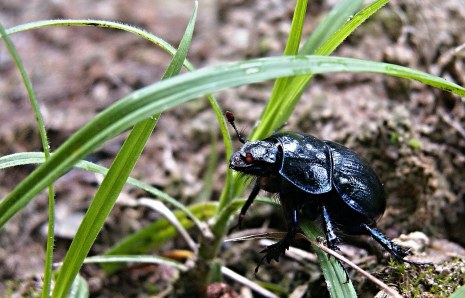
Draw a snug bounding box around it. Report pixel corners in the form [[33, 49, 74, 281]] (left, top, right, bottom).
[[255, 203, 298, 273], [362, 224, 432, 265], [321, 206, 339, 250], [230, 182, 261, 231], [321, 206, 350, 282], [362, 224, 407, 259]]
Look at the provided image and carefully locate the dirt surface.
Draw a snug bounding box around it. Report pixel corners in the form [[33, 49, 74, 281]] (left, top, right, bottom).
[[1, 0, 464, 297]]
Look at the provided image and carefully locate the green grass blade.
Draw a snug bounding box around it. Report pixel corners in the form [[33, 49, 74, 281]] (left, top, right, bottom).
[[284, 0, 307, 56], [2, 19, 193, 71], [0, 26, 51, 157], [208, 94, 235, 211], [162, 1, 197, 79], [197, 131, 218, 202], [450, 285, 465, 298], [51, 3, 198, 297], [300, 0, 363, 54], [251, 0, 391, 141], [0, 151, 220, 263], [103, 202, 217, 274], [52, 119, 158, 297], [1, 56, 464, 230], [0, 152, 202, 227], [1, 16, 234, 219], [81, 255, 187, 271], [300, 220, 357, 298], [265, 0, 308, 128], [315, 0, 389, 56], [68, 275, 89, 298], [0, 152, 45, 168], [0, 24, 56, 298]]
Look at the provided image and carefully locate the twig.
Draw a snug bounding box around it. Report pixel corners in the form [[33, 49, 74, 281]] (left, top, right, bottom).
[[228, 231, 403, 298], [439, 109, 465, 139], [221, 266, 278, 298], [297, 234, 403, 298], [138, 198, 198, 253]]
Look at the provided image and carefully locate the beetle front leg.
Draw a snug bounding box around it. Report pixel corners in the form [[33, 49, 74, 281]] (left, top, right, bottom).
[[255, 202, 298, 273], [231, 182, 261, 231]]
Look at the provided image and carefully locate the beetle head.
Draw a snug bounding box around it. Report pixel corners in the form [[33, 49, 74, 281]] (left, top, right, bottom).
[[226, 110, 280, 176], [230, 140, 279, 176]]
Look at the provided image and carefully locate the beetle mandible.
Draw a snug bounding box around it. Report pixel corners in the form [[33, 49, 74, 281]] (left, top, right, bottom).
[[226, 111, 420, 272]]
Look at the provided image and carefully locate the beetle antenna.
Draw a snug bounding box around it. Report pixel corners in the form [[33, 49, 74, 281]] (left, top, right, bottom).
[[225, 111, 246, 144]]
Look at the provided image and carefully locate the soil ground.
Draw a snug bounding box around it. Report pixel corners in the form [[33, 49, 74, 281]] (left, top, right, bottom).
[[0, 0, 464, 297]]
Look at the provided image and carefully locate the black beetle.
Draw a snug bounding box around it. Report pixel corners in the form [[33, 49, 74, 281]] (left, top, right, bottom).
[[226, 111, 421, 272]]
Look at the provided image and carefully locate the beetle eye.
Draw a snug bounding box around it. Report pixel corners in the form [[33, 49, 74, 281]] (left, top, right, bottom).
[[245, 152, 254, 164]]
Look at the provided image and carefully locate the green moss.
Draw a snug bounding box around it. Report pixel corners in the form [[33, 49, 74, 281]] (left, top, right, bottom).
[[407, 138, 421, 149], [384, 259, 465, 297], [144, 283, 159, 294], [389, 132, 399, 143]]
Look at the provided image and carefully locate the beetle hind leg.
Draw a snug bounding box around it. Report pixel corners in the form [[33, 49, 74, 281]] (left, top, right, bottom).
[[363, 224, 431, 265]]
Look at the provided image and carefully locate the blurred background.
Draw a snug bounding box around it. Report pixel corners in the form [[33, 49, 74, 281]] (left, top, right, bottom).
[[1, 0, 464, 296]]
